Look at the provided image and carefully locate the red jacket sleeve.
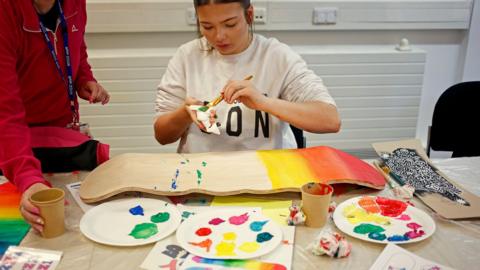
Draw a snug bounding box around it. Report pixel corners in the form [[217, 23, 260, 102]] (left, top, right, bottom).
[[0, 6, 50, 193], [74, 0, 96, 89]]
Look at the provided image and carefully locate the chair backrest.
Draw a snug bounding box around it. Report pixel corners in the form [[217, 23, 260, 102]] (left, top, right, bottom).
[[290, 125, 306, 149], [428, 81, 480, 157]]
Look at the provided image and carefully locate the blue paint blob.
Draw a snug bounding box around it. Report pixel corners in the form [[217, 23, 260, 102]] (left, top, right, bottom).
[[250, 220, 269, 232], [387, 234, 410, 242], [129, 205, 144, 216], [256, 232, 274, 243], [171, 179, 177, 190], [368, 232, 387, 241]]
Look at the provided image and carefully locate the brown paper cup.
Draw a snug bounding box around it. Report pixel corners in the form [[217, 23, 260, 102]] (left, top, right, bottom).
[[301, 182, 333, 228], [29, 188, 65, 238]]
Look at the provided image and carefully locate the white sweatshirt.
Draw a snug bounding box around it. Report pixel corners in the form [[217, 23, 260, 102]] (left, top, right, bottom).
[[155, 34, 336, 153]]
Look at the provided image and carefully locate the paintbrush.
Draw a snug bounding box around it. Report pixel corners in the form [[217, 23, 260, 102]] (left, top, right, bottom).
[[198, 75, 254, 112]]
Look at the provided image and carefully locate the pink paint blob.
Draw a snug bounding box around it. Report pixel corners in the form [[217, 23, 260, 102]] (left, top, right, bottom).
[[406, 222, 422, 230], [228, 212, 249, 225], [396, 214, 411, 221], [208, 218, 225, 225], [195, 227, 212, 236], [405, 229, 425, 239]]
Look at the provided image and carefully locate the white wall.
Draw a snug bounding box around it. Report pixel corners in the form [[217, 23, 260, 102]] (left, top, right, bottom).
[[84, 0, 477, 155]]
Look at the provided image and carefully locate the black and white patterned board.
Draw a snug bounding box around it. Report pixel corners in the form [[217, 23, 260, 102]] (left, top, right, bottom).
[[382, 148, 470, 206]]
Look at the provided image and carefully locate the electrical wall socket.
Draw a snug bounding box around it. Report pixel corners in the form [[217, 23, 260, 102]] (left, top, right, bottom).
[[186, 7, 197, 25], [313, 7, 337, 25], [254, 7, 267, 24]]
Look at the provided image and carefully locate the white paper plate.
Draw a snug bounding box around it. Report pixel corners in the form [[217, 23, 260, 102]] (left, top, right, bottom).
[[177, 209, 282, 259], [80, 198, 181, 246], [333, 196, 435, 244]]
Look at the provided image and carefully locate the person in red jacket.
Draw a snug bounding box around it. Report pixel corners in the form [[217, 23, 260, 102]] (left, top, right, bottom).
[[0, 0, 109, 233]]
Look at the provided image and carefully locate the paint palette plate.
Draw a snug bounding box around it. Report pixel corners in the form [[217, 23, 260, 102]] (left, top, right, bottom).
[[80, 198, 181, 246], [333, 196, 436, 244], [176, 209, 283, 259]]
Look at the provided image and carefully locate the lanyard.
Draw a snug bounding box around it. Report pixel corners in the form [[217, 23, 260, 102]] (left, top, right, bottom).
[[39, 1, 78, 128]]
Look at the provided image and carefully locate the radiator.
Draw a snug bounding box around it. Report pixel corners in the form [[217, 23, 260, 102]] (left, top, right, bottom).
[[81, 46, 425, 158]]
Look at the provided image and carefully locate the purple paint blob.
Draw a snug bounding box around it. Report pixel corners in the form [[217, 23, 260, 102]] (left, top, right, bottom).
[[396, 214, 411, 221], [229, 213, 249, 225], [208, 218, 225, 225], [250, 220, 268, 232], [406, 222, 422, 230], [256, 232, 274, 243], [129, 205, 144, 216]]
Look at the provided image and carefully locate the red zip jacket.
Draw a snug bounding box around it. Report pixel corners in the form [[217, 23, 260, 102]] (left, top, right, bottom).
[[0, 0, 95, 192]]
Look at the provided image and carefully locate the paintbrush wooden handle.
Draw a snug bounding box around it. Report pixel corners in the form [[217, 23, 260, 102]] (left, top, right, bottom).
[[208, 75, 253, 107]]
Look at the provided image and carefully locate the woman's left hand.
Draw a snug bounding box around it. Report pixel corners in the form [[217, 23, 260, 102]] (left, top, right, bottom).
[[222, 79, 268, 110], [78, 81, 110, 105]]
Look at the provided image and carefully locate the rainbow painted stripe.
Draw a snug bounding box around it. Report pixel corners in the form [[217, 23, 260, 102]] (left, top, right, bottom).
[[190, 256, 287, 270], [0, 182, 31, 255], [257, 146, 385, 189]]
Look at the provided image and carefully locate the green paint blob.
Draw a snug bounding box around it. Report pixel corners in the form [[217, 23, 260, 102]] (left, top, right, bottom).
[[196, 169, 203, 185], [150, 212, 170, 223], [202, 161, 207, 167], [353, 223, 385, 234], [198, 106, 209, 112], [129, 223, 158, 239]]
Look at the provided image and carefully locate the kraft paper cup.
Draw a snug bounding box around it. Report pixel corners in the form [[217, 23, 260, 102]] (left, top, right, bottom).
[[301, 182, 333, 228], [29, 188, 65, 238]]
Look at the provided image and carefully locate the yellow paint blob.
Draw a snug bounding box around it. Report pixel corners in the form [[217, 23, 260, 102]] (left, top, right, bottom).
[[215, 241, 236, 256], [223, 232, 237, 241], [343, 204, 391, 225], [238, 242, 260, 253]]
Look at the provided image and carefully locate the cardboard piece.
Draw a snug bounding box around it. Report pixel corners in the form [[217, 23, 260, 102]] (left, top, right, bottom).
[[372, 139, 480, 219], [301, 183, 333, 228], [80, 146, 385, 203], [29, 188, 65, 238]]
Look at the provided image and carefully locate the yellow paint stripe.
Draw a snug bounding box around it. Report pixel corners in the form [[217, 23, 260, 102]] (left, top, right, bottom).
[[0, 207, 22, 219], [257, 150, 316, 189]]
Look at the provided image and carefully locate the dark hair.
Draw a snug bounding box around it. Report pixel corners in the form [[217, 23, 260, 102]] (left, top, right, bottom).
[[193, 0, 253, 51]]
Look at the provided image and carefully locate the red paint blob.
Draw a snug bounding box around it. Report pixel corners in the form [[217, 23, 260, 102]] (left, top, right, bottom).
[[375, 196, 408, 217], [195, 227, 212, 236]]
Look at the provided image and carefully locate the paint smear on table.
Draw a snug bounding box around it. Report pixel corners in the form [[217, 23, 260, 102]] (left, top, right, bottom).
[[229, 213, 249, 225], [150, 212, 170, 223], [129, 223, 158, 239], [189, 239, 213, 252], [191, 256, 287, 270]]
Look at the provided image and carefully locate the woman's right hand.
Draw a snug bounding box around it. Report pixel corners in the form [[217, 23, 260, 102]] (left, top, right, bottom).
[[20, 183, 50, 233], [184, 97, 207, 131]]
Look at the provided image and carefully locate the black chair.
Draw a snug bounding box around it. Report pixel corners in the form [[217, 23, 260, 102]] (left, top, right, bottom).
[[290, 125, 306, 148], [426, 81, 480, 158]]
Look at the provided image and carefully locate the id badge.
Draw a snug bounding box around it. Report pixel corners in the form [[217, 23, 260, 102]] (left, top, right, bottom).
[[67, 122, 92, 138], [79, 122, 92, 138]]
